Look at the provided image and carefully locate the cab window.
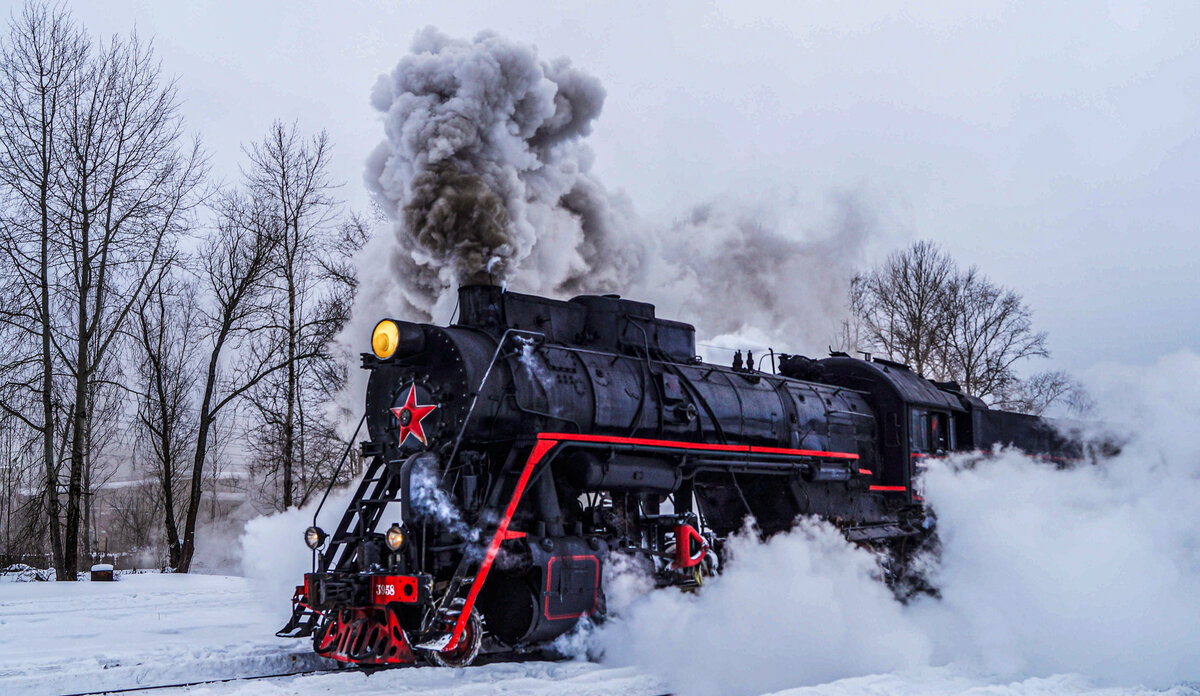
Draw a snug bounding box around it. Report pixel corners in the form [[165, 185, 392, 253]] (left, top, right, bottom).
[[930, 413, 946, 452], [910, 409, 929, 453], [912, 409, 954, 454]]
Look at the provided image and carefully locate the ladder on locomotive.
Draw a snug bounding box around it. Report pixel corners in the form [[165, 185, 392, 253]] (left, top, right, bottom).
[[276, 455, 402, 638]]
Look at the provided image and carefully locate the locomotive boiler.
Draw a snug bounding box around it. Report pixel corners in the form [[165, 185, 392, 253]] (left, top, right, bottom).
[[278, 285, 1077, 667]]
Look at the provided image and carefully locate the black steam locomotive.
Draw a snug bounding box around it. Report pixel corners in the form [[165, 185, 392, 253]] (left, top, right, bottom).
[[278, 285, 1077, 667]]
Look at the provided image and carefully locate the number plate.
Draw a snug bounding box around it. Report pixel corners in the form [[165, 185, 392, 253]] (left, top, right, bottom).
[[371, 575, 420, 604]]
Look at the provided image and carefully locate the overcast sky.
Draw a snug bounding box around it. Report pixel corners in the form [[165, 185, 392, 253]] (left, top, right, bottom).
[[14, 0, 1198, 375]]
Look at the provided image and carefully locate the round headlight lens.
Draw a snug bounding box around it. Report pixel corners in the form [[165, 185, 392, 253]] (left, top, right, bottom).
[[372, 320, 400, 359], [385, 523, 405, 551], [304, 526, 326, 550]]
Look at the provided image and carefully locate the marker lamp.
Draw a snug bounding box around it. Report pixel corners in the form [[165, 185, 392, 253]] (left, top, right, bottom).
[[304, 526, 327, 550], [385, 523, 406, 551]]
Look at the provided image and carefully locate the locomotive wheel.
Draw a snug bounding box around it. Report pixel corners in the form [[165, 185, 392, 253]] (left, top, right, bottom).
[[427, 604, 483, 668]]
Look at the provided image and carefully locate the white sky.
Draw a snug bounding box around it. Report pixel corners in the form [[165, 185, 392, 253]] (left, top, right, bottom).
[[14, 0, 1200, 375]]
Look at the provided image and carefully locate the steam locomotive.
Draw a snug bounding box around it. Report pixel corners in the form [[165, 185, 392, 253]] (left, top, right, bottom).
[[278, 285, 1078, 667]]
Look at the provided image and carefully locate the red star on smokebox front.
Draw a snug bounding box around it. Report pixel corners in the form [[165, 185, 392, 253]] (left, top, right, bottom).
[[391, 385, 437, 446]]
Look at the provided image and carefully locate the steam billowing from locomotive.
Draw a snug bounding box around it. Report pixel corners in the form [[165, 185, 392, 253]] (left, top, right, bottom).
[[365, 28, 643, 321], [362, 28, 870, 351]]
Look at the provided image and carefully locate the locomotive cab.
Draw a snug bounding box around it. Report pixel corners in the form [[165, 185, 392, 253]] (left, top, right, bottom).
[[812, 355, 969, 500]]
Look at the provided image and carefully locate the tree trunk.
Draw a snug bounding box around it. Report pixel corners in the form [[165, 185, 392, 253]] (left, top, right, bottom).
[[61, 192, 91, 580], [177, 340, 222, 573], [282, 261, 296, 510], [82, 448, 91, 566], [161, 440, 181, 568], [63, 310, 88, 579], [41, 185, 64, 576], [37, 79, 65, 575]]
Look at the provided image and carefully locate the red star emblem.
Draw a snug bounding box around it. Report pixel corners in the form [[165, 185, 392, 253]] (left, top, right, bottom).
[[391, 385, 438, 446]]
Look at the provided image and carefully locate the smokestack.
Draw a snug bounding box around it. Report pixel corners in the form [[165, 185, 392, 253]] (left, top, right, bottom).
[[456, 284, 505, 329]]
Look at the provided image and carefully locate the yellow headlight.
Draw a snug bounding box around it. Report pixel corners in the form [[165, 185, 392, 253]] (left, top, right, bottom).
[[372, 320, 400, 359]]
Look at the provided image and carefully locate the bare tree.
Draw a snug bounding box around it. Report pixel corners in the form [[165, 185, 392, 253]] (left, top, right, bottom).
[[849, 240, 1067, 410], [79, 353, 123, 564], [177, 188, 343, 572], [0, 1, 88, 576], [992, 369, 1090, 417], [0, 411, 45, 561], [132, 267, 197, 568], [940, 267, 1048, 401], [246, 213, 369, 510], [176, 193, 278, 572], [852, 240, 956, 378], [49, 30, 205, 578], [242, 121, 340, 510], [0, 6, 369, 574]]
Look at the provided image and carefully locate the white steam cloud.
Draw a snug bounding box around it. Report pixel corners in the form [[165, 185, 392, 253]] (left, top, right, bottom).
[[365, 27, 643, 322], [409, 456, 481, 545], [597, 350, 1200, 695], [358, 28, 871, 355], [239, 485, 358, 615], [601, 521, 931, 696]]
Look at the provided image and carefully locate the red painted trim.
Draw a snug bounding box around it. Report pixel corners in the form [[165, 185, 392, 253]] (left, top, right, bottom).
[[672, 524, 708, 570], [911, 450, 1082, 464], [543, 555, 601, 621], [446, 432, 857, 650], [538, 431, 744, 452], [750, 445, 859, 460], [537, 432, 859, 460], [870, 485, 908, 492], [445, 438, 558, 652], [857, 468, 873, 476]]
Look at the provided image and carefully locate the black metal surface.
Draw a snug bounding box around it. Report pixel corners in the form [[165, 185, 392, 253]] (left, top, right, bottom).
[[289, 284, 1087, 664]]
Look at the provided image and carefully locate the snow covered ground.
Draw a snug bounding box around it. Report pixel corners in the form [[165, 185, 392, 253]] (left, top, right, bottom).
[[1, 572, 1196, 696], [0, 573, 666, 696], [0, 573, 318, 696]]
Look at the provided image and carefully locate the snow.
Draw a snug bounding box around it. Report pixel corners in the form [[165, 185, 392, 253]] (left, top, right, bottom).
[[175, 661, 660, 696], [0, 574, 319, 696], [765, 670, 1200, 696], [0, 573, 665, 696], [0, 572, 1196, 695]]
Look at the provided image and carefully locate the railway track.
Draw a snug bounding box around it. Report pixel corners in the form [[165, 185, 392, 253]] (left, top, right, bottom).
[[58, 666, 342, 696], [57, 654, 669, 696]]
